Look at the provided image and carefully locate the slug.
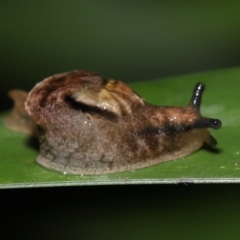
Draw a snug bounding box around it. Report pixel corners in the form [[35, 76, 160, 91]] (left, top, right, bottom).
[[5, 71, 222, 174]]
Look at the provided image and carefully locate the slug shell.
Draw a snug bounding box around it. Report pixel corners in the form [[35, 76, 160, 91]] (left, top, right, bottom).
[[24, 71, 221, 174]]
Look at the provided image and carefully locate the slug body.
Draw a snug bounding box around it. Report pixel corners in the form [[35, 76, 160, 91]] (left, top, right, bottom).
[[24, 71, 221, 174]]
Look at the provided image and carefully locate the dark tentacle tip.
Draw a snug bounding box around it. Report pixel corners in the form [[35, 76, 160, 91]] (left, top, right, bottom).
[[193, 117, 222, 130], [189, 82, 205, 111], [208, 118, 222, 130]]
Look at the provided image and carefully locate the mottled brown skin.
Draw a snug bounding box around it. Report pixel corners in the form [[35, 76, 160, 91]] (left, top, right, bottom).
[[23, 70, 222, 174]]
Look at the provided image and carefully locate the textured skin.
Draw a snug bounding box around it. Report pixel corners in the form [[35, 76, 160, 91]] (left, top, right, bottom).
[[23, 71, 221, 174]]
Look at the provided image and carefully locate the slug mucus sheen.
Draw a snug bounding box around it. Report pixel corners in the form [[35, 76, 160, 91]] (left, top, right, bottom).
[[5, 71, 222, 174]]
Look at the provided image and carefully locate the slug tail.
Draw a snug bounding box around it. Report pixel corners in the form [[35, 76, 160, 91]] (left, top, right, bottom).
[[3, 90, 37, 136]]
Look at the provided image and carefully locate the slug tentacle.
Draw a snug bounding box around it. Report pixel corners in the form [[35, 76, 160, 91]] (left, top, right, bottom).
[[208, 118, 222, 129], [203, 134, 217, 147], [189, 82, 205, 111], [188, 83, 222, 130], [193, 117, 222, 130], [5, 70, 221, 175]]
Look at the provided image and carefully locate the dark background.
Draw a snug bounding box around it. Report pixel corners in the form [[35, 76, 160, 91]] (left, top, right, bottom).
[[1, 2, 240, 239], [2, 184, 240, 239], [1, 1, 240, 110]]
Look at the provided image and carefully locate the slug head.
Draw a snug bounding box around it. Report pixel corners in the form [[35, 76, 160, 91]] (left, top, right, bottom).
[[188, 82, 221, 147]]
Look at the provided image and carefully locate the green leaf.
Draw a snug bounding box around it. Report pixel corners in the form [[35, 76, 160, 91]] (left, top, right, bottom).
[[1, 68, 239, 188]]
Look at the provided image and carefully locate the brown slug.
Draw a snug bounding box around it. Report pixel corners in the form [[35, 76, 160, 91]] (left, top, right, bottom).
[[6, 71, 222, 174]]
